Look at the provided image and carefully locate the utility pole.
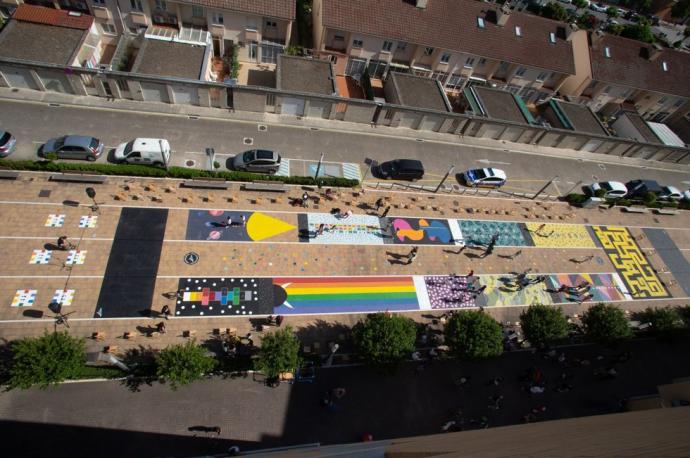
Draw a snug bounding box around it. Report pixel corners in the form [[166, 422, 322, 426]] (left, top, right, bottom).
[[434, 165, 455, 193], [314, 152, 324, 188], [532, 175, 558, 200]]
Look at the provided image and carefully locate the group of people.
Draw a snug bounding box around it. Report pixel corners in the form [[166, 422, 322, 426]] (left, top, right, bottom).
[[555, 281, 593, 303]]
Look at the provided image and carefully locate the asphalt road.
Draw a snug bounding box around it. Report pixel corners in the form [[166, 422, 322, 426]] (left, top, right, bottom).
[[1, 336, 689, 457], [1, 99, 690, 196]]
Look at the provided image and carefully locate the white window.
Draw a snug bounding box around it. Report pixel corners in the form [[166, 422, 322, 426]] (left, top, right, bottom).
[[155, 0, 166, 11], [549, 32, 556, 44], [192, 6, 203, 17], [424, 47, 434, 56], [333, 34, 344, 41], [464, 57, 475, 68], [515, 67, 527, 77], [101, 22, 116, 34], [246, 17, 258, 31], [130, 0, 143, 12], [212, 12, 223, 24], [515, 26, 522, 36], [446, 74, 465, 90], [440, 52, 451, 63], [477, 17, 485, 28], [397, 42, 407, 51], [662, 61, 668, 72], [536, 71, 550, 82], [352, 39, 363, 48], [431, 71, 447, 82], [604, 46, 611, 58], [266, 20, 277, 28], [382, 41, 393, 52]]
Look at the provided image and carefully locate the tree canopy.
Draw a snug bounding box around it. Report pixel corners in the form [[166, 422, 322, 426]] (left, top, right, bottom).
[[520, 304, 569, 347], [254, 326, 300, 380], [542, 2, 569, 21], [156, 340, 216, 390], [582, 303, 632, 344], [445, 311, 503, 359], [352, 313, 417, 366], [9, 331, 85, 389]]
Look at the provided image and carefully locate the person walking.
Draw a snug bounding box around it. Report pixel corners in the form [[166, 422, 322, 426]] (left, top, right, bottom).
[[380, 206, 391, 218], [302, 192, 310, 208], [316, 223, 326, 236], [472, 285, 487, 299], [161, 304, 170, 320], [225, 216, 233, 228], [406, 246, 419, 265], [375, 197, 385, 212], [466, 270, 474, 278], [157, 321, 166, 334], [240, 214, 246, 226]]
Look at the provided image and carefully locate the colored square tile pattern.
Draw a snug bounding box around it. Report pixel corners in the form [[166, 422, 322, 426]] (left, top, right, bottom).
[[52, 289, 75, 306], [12, 289, 37, 307], [30, 249, 52, 264], [45, 214, 65, 227], [79, 215, 98, 228], [66, 250, 87, 265], [526, 223, 597, 248]]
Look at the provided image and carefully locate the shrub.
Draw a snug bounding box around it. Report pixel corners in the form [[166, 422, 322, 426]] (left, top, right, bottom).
[[636, 307, 684, 334], [254, 326, 300, 381], [582, 303, 632, 344], [156, 340, 216, 390], [352, 313, 417, 366], [520, 304, 569, 347], [445, 311, 503, 359], [9, 331, 86, 389]]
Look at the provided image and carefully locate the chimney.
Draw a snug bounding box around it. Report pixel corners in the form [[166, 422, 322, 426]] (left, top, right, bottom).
[[645, 43, 663, 61], [496, 3, 511, 27], [415, 0, 428, 9], [565, 23, 579, 41], [590, 30, 605, 50]]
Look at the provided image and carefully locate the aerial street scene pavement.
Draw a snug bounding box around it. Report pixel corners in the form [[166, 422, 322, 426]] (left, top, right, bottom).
[[0, 0, 690, 456]]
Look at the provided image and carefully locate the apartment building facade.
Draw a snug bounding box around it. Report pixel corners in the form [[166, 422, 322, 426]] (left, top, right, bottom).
[[559, 32, 690, 123], [313, 0, 577, 104], [0, 0, 294, 63]]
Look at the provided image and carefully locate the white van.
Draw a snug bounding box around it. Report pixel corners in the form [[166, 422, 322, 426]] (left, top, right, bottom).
[[114, 138, 171, 166]]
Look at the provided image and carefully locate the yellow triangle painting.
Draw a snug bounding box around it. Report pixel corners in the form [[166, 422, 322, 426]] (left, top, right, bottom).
[[246, 212, 296, 241]]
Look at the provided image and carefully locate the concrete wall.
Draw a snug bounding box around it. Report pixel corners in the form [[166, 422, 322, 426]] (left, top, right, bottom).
[[0, 56, 687, 165]]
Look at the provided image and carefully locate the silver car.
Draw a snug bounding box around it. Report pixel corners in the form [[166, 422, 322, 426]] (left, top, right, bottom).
[[0, 130, 17, 157], [231, 149, 281, 174], [39, 135, 104, 161]]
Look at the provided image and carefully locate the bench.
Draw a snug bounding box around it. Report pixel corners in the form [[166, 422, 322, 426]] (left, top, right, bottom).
[[181, 180, 229, 190], [241, 181, 288, 193], [0, 170, 20, 180], [50, 173, 106, 184], [622, 206, 649, 214], [653, 208, 679, 215]]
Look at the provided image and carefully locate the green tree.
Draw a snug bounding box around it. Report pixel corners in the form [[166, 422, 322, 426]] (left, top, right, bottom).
[[637, 307, 684, 334], [572, 0, 588, 9], [582, 303, 632, 344], [9, 331, 85, 389], [352, 313, 417, 366], [445, 311, 503, 359], [671, 0, 690, 20], [621, 22, 655, 43], [577, 13, 599, 30], [156, 340, 216, 390], [520, 304, 569, 347], [542, 2, 569, 21], [606, 6, 619, 17], [255, 326, 300, 380]]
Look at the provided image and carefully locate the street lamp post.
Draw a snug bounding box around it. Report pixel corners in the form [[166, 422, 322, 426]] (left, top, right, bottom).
[[434, 165, 455, 193], [532, 175, 559, 200], [314, 152, 325, 188]]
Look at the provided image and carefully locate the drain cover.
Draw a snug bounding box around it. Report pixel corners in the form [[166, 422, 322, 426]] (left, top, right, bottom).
[[258, 125, 268, 132], [185, 160, 196, 167], [243, 137, 254, 145], [38, 189, 51, 198]]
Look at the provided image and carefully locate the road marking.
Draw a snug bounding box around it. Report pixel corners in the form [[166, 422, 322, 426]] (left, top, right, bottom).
[[477, 159, 511, 165]]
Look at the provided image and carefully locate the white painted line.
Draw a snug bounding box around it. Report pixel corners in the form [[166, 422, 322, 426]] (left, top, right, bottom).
[[448, 219, 463, 246], [413, 276, 431, 310]]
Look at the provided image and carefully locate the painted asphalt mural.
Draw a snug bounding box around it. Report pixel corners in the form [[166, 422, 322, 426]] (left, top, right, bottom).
[[175, 272, 632, 317]]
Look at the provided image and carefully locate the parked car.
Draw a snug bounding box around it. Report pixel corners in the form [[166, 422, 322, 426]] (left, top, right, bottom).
[[39, 135, 104, 161], [114, 138, 170, 166], [590, 2, 608, 12], [373, 159, 425, 181], [462, 168, 507, 188], [585, 181, 628, 199], [0, 130, 17, 157], [230, 149, 281, 174], [625, 179, 663, 199], [659, 185, 683, 201], [681, 190, 690, 202]]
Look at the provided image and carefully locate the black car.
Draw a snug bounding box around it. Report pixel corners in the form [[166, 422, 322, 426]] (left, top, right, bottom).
[[374, 159, 425, 181]]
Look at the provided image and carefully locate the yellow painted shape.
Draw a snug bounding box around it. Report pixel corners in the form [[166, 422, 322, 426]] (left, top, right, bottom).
[[285, 285, 416, 295], [527, 223, 596, 248], [246, 212, 296, 241]]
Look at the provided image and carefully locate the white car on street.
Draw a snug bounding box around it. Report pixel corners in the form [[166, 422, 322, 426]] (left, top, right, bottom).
[[114, 138, 171, 166], [659, 185, 683, 201], [462, 168, 507, 188], [585, 181, 628, 199]]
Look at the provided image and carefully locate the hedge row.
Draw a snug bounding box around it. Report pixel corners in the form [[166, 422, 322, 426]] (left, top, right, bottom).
[[565, 193, 689, 210], [0, 160, 360, 188]]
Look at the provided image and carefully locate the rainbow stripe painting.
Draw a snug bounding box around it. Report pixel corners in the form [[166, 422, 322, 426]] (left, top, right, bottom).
[[273, 276, 419, 314]]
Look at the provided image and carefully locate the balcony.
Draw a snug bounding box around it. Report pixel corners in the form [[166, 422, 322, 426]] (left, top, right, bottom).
[[145, 25, 211, 46]]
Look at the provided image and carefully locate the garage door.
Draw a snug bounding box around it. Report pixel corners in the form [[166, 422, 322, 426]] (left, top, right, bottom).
[[397, 112, 418, 129], [480, 124, 503, 139], [35, 70, 71, 93], [140, 82, 169, 103], [307, 100, 329, 119], [581, 139, 603, 152], [281, 97, 304, 116], [0, 66, 38, 90], [419, 116, 440, 131], [171, 85, 199, 106]]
